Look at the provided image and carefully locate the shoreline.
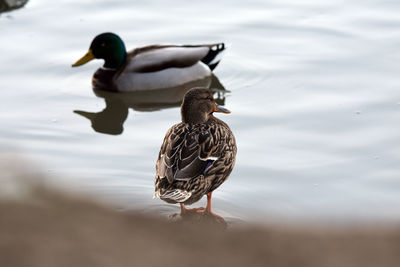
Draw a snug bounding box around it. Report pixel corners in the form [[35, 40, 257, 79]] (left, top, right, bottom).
[[1, 181, 400, 267]]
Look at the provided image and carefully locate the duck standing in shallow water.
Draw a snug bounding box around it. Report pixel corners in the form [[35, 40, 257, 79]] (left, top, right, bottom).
[[72, 32, 225, 92], [154, 87, 236, 221]]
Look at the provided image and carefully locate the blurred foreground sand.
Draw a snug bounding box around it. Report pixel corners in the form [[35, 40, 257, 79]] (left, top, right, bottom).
[[1, 153, 400, 267]]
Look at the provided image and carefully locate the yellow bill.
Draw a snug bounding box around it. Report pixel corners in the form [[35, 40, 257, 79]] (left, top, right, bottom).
[[72, 50, 95, 67]]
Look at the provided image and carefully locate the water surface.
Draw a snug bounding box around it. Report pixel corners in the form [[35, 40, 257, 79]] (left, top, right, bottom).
[[1, 0, 400, 223]]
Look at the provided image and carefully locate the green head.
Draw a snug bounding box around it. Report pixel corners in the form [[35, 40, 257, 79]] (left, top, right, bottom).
[[72, 32, 127, 69]]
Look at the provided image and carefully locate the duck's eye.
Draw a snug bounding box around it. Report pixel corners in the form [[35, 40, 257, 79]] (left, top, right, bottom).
[[101, 43, 106, 47]]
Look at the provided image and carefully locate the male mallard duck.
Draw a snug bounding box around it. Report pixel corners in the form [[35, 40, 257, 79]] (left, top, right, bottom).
[[154, 87, 236, 220], [72, 32, 225, 92]]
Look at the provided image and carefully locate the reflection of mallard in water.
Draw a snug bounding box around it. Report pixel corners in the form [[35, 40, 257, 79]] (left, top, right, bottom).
[[74, 74, 228, 135], [0, 0, 28, 14], [72, 32, 225, 92]]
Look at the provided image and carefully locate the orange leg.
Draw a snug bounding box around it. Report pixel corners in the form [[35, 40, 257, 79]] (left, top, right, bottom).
[[179, 192, 214, 215], [205, 191, 213, 212], [180, 203, 205, 214], [180, 192, 222, 217], [179, 192, 226, 226], [203, 192, 224, 221]]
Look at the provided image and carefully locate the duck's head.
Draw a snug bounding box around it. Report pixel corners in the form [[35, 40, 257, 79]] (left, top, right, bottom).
[[181, 87, 230, 124], [72, 32, 127, 69]]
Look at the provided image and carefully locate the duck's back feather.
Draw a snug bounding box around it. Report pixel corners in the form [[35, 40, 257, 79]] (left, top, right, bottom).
[[126, 43, 225, 73], [127, 46, 208, 73]]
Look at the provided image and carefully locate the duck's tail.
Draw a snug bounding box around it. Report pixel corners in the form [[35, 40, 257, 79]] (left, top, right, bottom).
[[153, 189, 192, 204], [201, 43, 225, 71]]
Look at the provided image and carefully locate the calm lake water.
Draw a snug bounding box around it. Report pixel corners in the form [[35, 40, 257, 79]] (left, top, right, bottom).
[[1, 0, 400, 223]]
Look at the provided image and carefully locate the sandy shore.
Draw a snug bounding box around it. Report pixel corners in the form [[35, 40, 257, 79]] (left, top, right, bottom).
[[1, 154, 400, 267], [2, 185, 400, 267]]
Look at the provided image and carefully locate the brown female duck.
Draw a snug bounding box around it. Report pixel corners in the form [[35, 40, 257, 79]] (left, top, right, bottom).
[[154, 87, 236, 219]]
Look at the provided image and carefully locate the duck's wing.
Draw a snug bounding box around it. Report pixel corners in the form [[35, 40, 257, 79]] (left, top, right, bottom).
[[126, 43, 225, 73], [156, 122, 235, 184]]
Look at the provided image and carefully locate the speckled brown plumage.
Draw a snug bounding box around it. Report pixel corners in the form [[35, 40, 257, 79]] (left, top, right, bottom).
[[154, 88, 236, 207]]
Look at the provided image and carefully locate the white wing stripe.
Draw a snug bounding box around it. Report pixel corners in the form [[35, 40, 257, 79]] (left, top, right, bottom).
[[200, 156, 218, 161]]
